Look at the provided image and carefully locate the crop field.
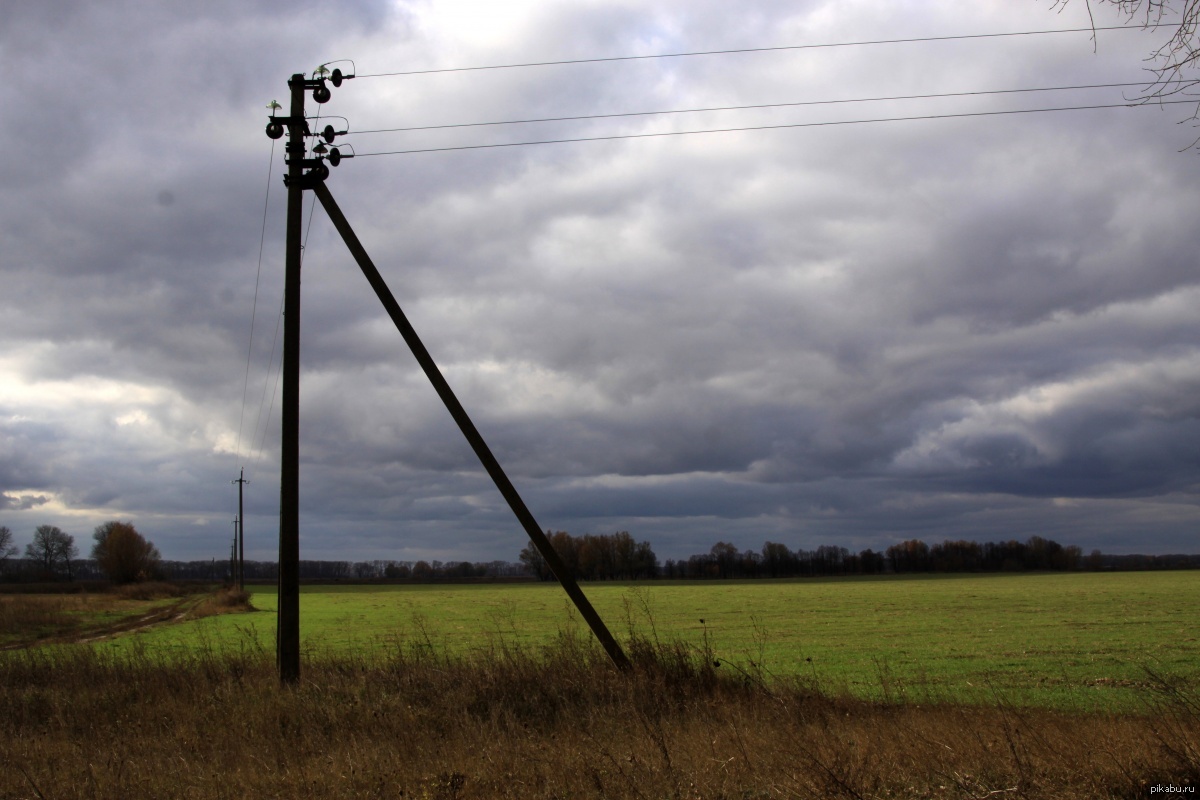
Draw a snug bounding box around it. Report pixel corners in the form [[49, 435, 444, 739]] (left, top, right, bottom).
[[96, 570, 1199, 711], [5, 571, 1198, 798]]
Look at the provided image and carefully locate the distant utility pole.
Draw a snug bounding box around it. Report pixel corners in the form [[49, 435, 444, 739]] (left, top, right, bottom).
[[230, 521, 238, 584], [232, 468, 248, 590]]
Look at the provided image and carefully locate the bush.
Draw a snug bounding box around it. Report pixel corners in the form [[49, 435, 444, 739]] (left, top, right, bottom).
[[92, 522, 161, 584]]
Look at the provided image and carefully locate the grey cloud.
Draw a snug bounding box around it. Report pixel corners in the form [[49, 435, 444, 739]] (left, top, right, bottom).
[[2, 1, 1198, 562], [0, 493, 50, 511]]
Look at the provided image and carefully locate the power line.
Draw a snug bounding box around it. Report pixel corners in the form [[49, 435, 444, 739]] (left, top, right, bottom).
[[357, 26, 1156, 78], [354, 99, 1195, 157], [249, 292, 285, 464], [248, 115, 332, 466], [250, 171, 328, 464], [236, 139, 276, 468], [347, 82, 1159, 135]]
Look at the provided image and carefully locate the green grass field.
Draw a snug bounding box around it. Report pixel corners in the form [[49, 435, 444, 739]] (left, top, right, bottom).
[[95, 570, 1199, 711]]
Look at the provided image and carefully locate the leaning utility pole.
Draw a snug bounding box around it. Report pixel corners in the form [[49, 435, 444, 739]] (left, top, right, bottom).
[[313, 182, 630, 670]]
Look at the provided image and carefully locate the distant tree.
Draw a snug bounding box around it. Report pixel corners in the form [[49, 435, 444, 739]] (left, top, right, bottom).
[[710, 542, 739, 579], [813, 545, 849, 576], [26, 525, 78, 580], [857, 548, 886, 575], [0, 526, 16, 575], [738, 549, 761, 578], [92, 521, 161, 584], [519, 542, 550, 579], [632, 539, 659, 579], [886, 539, 931, 573], [443, 561, 482, 579], [384, 562, 410, 580], [761, 541, 795, 578], [930, 540, 982, 572], [520, 531, 657, 580]]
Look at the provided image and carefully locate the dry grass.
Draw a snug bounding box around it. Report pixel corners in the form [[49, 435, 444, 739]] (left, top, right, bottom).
[[185, 586, 256, 620], [0, 592, 111, 644], [111, 581, 196, 601], [0, 583, 214, 648], [2, 630, 1197, 799]]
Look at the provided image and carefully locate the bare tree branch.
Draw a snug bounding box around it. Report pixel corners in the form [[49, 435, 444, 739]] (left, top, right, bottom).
[[1051, 1, 1200, 146]]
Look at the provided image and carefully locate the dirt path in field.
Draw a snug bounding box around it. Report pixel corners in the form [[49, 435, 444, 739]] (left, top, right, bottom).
[[74, 596, 200, 644], [2, 595, 203, 650]]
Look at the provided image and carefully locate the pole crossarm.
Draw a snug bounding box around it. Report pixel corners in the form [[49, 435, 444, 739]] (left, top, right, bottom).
[[311, 181, 631, 671]]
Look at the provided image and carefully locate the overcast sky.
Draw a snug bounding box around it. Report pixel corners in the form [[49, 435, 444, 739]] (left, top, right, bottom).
[[2, 0, 1198, 563]]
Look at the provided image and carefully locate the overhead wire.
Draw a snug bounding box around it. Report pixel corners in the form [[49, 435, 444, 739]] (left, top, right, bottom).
[[353, 99, 1197, 157], [242, 30, 1188, 453], [235, 139, 276, 470], [235, 26, 1191, 535], [355, 25, 1161, 77], [249, 114, 328, 465], [249, 295, 286, 464], [346, 81, 1163, 135]]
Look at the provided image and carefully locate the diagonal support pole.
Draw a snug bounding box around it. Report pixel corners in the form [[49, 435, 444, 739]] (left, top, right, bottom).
[[312, 181, 630, 670]]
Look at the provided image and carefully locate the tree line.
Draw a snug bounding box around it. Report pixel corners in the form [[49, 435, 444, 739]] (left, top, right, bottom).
[[194, 558, 531, 582], [0, 522, 161, 584], [6, 520, 1197, 586], [659, 536, 1200, 579], [519, 531, 659, 581], [514, 532, 1200, 582]]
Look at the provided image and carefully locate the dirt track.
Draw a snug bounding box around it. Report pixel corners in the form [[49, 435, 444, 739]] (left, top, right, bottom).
[[2, 595, 201, 650]]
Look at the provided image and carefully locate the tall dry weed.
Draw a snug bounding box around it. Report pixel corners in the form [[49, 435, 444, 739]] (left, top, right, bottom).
[[1, 632, 1196, 799]]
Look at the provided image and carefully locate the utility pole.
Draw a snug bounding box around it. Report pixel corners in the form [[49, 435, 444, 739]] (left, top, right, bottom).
[[278, 72, 307, 685], [230, 521, 238, 584], [265, 68, 335, 685], [263, 65, 630, 677], [232, 468, 248, 590]]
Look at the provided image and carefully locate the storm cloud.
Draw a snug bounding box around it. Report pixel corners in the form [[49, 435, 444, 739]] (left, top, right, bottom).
[[2, 0, 1198, 562]]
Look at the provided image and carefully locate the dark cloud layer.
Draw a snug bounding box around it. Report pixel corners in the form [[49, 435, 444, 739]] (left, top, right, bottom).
[[2, 0, 1198, 561]]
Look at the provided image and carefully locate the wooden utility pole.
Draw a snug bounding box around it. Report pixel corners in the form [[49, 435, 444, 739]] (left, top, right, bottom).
[[277, 72, 307, 684], [233, 468, 248, 589], [266, 67, 337, 684], [264, 65, 629, 677]]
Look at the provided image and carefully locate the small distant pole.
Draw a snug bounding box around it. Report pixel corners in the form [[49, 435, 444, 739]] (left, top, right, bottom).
[[232, 468, 248, 590], [230, 521, 238, 584]]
